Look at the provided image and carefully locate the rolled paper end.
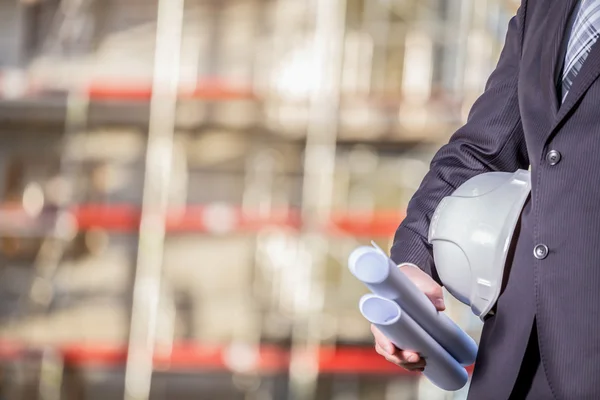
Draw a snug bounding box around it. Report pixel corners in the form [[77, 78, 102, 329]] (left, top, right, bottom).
[[455, 329, 478, 366], [424, 366, 470, 391], [348, 246, 390, 284], [458, 341, 478, 367], [359, 294, 401, 325]]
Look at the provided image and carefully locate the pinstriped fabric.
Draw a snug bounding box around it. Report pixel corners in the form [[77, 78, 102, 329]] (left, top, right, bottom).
[[561, 0, 600, 102], [539, 103, 600, 398], [390, 10, 529, 284], [391, 0, 600, 399], [391, 6, 531, 398]]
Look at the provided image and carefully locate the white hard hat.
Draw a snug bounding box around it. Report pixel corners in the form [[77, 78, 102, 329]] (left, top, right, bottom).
[[428, 169, 531, 320]]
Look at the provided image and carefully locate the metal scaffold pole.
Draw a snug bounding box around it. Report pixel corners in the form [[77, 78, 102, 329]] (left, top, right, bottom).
[[123, 0, 185, 399], [24, 0, 93, 316], [288, 0, 347, 399]]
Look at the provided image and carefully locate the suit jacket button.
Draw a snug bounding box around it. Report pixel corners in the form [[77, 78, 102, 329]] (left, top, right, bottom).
[[534, 244, 549, 260], [546, 150, 561, 165]]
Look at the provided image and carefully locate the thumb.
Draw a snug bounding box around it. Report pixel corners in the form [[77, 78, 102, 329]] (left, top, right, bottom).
[[399, 264, 446, 311]]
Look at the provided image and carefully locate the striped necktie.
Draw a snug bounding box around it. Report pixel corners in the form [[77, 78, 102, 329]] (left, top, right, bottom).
[[561, 0, 600, 103]]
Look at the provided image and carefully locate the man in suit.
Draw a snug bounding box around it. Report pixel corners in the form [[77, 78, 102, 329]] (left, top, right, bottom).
[[372, 0, 600, 398]]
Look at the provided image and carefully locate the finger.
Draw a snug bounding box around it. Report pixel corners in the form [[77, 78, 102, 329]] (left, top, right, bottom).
[[372, 325, 423, 362], [376, 344, 426, 370], [399, 264, 446, 311], [403, 359, 427, 370], [371, 325, 397, 355], [375, 344, 404, 365], [375, 344, 413, 366], [400, 350, 421, 363], [374, 343, 386, 357]]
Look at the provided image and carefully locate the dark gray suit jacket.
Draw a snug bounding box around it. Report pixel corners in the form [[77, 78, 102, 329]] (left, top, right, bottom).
[[391, 1, 600, 398]]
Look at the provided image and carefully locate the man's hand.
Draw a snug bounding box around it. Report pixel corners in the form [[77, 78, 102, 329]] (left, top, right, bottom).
[[371, 264, 445, 372]]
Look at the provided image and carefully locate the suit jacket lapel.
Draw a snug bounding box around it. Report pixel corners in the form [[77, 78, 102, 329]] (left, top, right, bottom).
[[554, 32, 600, 128]]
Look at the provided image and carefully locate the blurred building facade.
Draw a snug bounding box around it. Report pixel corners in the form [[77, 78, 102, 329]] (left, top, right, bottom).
[[0, 0, 518, 399]]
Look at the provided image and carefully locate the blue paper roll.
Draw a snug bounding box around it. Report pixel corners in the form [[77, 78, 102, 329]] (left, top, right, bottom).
[[348, 244, 478, 367], [360, 294, 469, 391]]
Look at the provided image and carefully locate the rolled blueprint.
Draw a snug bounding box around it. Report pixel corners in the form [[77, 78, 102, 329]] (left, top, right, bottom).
[[348, 244, 477, 366], [360, 294, 469, 391]]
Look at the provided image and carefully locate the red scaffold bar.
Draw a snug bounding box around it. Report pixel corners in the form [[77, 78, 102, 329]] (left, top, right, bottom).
[[0, 340, 473, 375]]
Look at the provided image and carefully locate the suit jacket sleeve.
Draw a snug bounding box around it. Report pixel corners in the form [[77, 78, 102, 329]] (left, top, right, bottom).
[[390, 3, 530, 283]]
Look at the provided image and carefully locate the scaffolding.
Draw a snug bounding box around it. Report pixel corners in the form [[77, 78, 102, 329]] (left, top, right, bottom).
[[0, 0, 517, 399]]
